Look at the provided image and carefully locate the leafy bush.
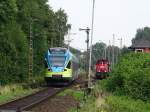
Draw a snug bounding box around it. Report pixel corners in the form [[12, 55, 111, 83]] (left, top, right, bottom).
[[105, 53, 150, 101]]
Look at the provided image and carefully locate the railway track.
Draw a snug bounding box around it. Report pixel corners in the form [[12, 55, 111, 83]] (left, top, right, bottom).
[[0, 77, 96, 112], [0, 87, 66, 112]]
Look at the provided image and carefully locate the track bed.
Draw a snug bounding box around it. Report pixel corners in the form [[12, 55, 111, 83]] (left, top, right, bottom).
[[0, 87, 65, 111]]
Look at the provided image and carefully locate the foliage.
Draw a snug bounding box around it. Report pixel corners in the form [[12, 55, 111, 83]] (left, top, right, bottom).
[[105, 53, 150, 101], [0, 0, 70, 84], [106, 95, 150, 112], [0, 0, 18, 25], [69, 81, 108, 112], [132, 27, 150, 43], [92, 42, 106, 65], [121, 46, 130, 55], [92, 42, 120, 68], [0, 22, 28, 84], [69, 78, 150, 112]]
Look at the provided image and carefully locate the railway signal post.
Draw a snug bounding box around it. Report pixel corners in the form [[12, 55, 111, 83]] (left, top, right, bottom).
[[118, 38, 123, 55], [79, 27, 90, 79]]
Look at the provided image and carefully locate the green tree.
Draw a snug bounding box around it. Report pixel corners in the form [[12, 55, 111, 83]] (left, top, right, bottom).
[[132, 27, 150, 43], [0, 0, 18, 25], [92, 42, 106, 65], [0, 22, 28, 84], [0, 0, 71, 84], [91, 42, 120, 68]]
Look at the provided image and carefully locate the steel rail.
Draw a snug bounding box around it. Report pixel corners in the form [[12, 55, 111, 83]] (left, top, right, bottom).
[[0, 77, 96, 112], [0, 87, 65, 112]]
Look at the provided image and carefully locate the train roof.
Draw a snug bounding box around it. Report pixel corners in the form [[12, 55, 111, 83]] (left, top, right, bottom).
[[49, 47, 67, 50], [49, 47, 67, 52], [47, 47, 79, 63]]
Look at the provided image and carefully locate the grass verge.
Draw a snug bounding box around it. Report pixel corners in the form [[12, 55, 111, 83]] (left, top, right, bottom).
[[67, 80, 150, 112], [0, 84, 40, 104], [58, 89, 84, 101], [106, 95, 150, 112]]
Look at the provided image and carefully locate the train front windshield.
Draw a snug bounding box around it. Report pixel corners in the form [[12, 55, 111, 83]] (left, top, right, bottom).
[[50, 56, 65, 67]]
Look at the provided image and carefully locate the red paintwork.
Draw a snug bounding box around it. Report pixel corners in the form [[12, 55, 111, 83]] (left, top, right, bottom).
[[144, 48, 150, 53], [96, 59, 110, 73], [135, 48, 150, 53]]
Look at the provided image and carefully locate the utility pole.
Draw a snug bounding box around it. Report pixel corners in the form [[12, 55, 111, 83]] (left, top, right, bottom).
[[118, 38, 123, 49], [104, 45, 107, 59], [108, 40, 111, 63], [79, 27, 90, 53], [118, 38, 123, 55], [89, 0, 95, 88], [112, 34, 115, 69], [65, 39, 73, 50], [79, 27, 90, 78], [117, 38, 123, 64], [66, 31, 76, 50], [29, 18, 33, 81]]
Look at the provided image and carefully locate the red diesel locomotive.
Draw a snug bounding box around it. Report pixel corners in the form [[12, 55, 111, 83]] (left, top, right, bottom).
[[95, 59, 110, 79]]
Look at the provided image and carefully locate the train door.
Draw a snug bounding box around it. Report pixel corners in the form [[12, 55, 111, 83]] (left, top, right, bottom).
[[66, 61, 73, 79]]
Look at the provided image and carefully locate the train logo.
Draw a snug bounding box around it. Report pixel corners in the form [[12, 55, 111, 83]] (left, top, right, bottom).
[[44, 47, 79, 84], [95, 59, 110, 79]]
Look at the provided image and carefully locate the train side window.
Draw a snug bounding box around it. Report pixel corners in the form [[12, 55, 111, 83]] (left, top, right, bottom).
[[67, 61, 71, 69]]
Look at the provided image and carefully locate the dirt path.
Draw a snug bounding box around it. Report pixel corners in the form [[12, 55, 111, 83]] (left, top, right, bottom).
[[30, 96, 77, 112]]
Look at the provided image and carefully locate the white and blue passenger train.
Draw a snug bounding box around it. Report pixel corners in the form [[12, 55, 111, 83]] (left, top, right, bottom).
[[44, 47, 79, 84]]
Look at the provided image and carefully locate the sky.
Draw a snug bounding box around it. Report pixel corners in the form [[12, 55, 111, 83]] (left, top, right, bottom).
[[48, 0, 150, 50]]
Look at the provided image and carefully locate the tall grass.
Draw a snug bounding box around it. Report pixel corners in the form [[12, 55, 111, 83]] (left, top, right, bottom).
[[0, 84, 39, 104]]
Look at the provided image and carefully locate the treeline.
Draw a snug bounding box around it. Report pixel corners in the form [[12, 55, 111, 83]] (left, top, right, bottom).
[[79, 41, 129, 71], [132, 27, 150, 42], [0, 0, 70, 85], [91, 42, 129, 68], [91, 27, 150, 68]]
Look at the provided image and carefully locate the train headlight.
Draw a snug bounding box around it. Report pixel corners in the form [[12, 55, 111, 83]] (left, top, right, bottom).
[[64, 68, 67, 71], [48, 68, 51, 71]]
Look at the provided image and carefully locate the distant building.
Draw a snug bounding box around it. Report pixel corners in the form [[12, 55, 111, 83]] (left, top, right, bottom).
[[129, 39, 150, 53]]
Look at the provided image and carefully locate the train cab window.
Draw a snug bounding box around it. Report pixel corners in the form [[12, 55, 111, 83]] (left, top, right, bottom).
[[67, 61, 71, 69]]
